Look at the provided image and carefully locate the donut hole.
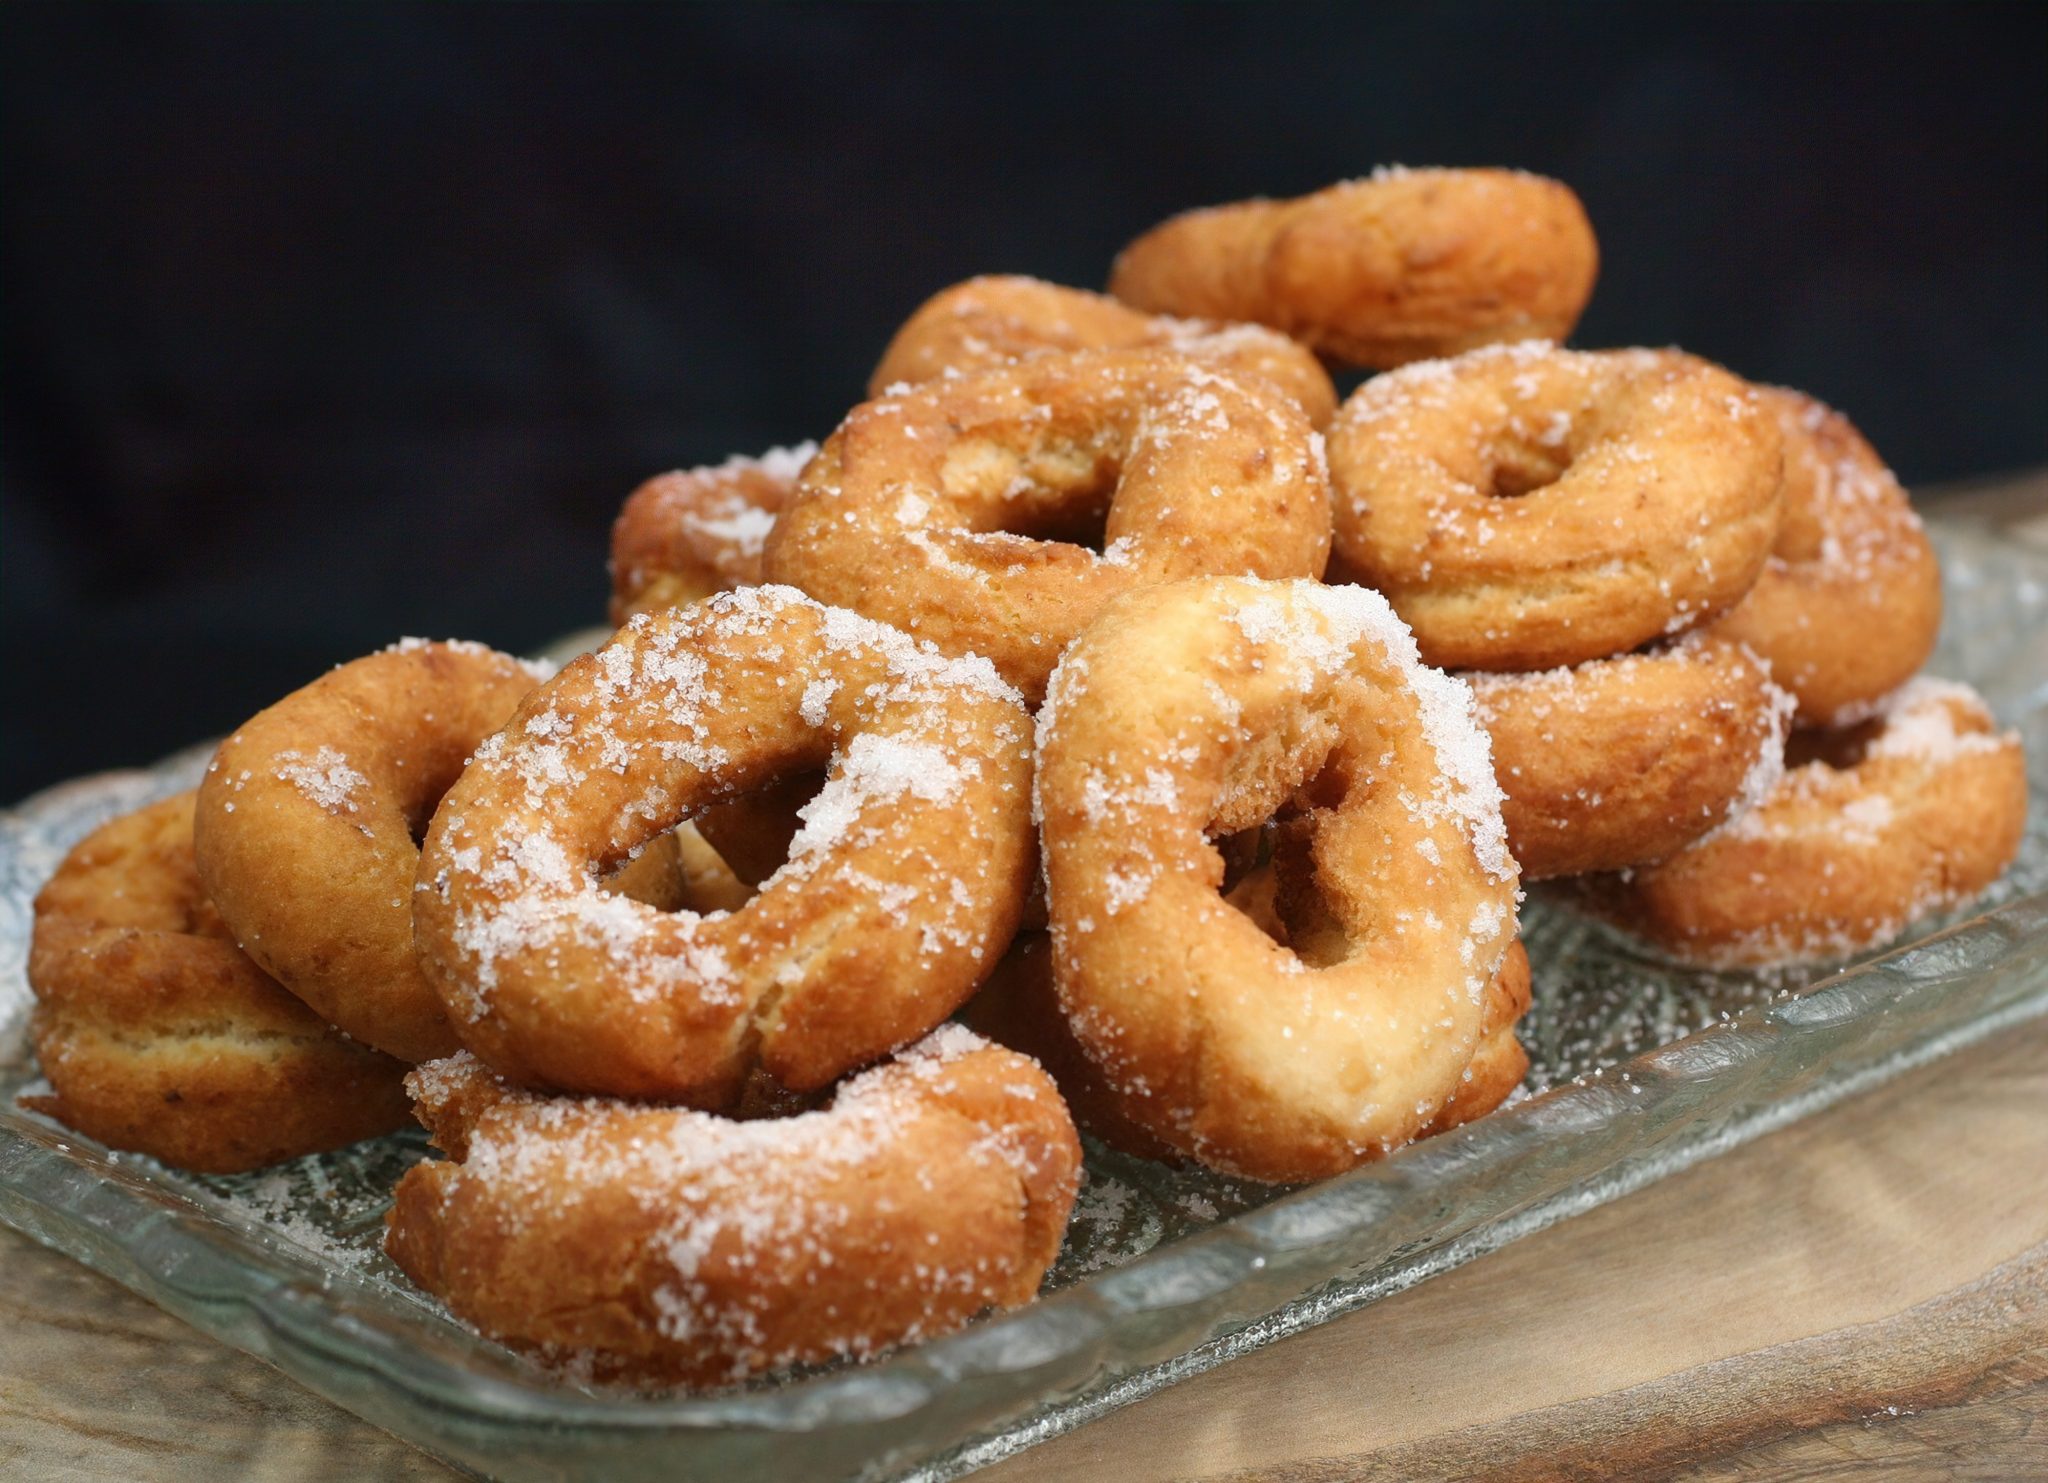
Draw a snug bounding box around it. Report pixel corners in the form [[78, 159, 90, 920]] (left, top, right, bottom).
[[1485, 436, 1573, 500], [401, 797, 441, 850], [597, 769, 827, 916], [397, 750, 487, 850], [691, 770, 822, 890], [991, 494, 1112, 554], [185, 895, 241, 944], [944, 436, 1117, 554], [1769, 443, 1833, 564], [1785, 721, 1881, 772], [1774, 496, 1829, 564], [1266, 826, 1354, 970], [1216, 823, 1290, 947], [1214, 702, 1408, 972], [1207, 724, 1368, 961], [1214, 822, 1272, 895], [598, 829, 695, 912], [598, 813, 778, 918]]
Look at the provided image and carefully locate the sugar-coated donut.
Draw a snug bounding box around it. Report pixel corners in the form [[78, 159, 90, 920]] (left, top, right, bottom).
[[763, 349, 1332, 702], [608, 444, 819, 624], [1035, 577, 1520, 1182], [870, 275, 1338, 427], [1469, 633, 1795, 879], [26, 793, 410, 1173], [1582, 678, 2028, 967], [1108, 167, 1599, 369], [1325, 343, 1784, 670], [194, 640, 550, 1063], [414, 586, 1037, 1105], [1705, 387, 1941, 725], [959, 929, 1531, 1163], [385, 1026, 1080, 1386]]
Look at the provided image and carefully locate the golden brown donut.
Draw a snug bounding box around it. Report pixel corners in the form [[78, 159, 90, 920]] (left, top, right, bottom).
[[608, 444, 818, 625], [763, 349, 1332, 702], [25, 793, 409, 1173], [870, 275, 1338, 427], [1704, 387, 1942, 725], [1468, 633, 1795, 879], [959, 929, 1532, 1163], [194, 640, 550, 1063], [1582, 678, 2028, 967], [1107, 167, 1599, 369], [1325, 344, 1784, 670], [414, 586, 1037, 1105], [384, 1026, 1082, 1387], [1035, 577, 1521, 1182]]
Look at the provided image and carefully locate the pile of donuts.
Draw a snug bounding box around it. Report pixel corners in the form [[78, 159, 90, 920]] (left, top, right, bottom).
[[25, 168, 2028, 1388]]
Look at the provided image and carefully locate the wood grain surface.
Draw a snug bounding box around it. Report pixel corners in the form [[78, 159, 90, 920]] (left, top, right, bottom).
[[4, 476, 2045, 1481]]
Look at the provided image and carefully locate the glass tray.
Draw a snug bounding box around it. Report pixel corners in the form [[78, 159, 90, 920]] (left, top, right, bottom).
[[3, 517, 2045, 1483]]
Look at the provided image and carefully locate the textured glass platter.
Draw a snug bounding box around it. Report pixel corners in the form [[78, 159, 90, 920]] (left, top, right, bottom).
[[3, 517, 2045, 1483]]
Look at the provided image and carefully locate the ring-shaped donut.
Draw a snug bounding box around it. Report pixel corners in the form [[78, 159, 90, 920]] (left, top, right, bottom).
[[763, 349, 1332, 702], [194, 640, 550, 1063], [1034, 576, 1520, 1181], [608, 444, 818, 624], [1705, 387, 1941, 725], [27, 793, 410, 1172], [1581, 678, 2027, 967], [1468, 633, 1794, 879], [1107, 167, 1599, 369], [870, 275, 1338, 427], [384, 1025, 1081, 1386], [1325, 343, 1784, 670], [414, 586, 1037, 1104]]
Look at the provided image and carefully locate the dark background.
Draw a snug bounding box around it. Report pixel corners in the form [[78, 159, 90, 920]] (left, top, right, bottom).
[[5, 3, 2044, 802]]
